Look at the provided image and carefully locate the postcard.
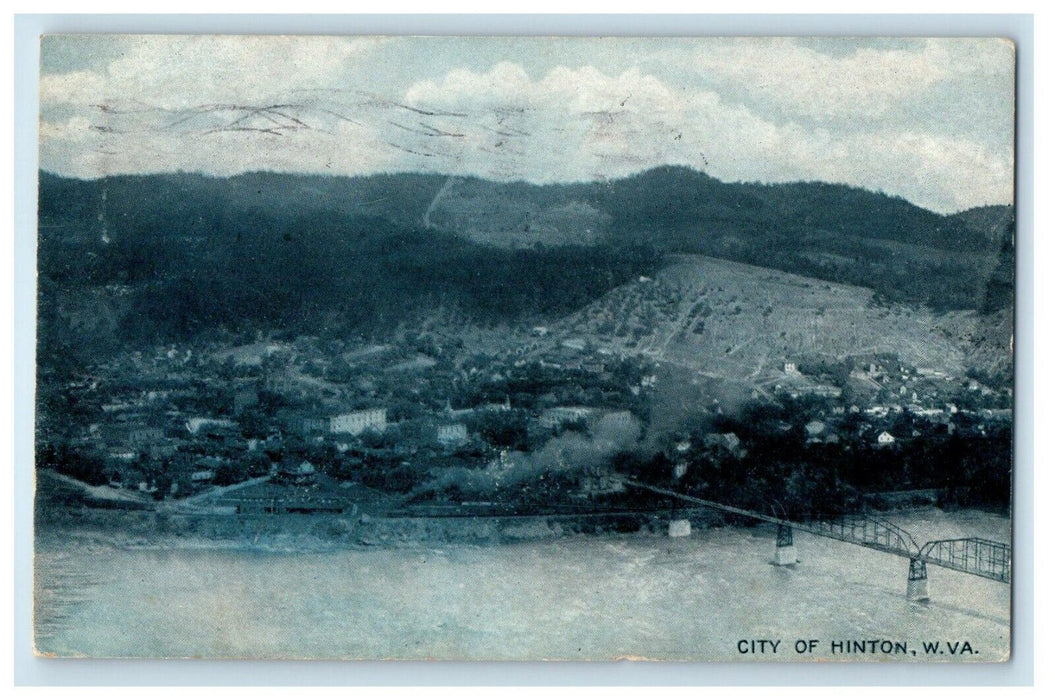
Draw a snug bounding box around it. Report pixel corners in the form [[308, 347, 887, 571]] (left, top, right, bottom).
[[34, 35, 1014, 661]]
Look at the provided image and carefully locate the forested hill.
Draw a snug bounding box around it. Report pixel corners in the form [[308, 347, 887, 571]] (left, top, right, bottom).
[[39, 167, 1009, 254], [949, 204, 1016, 245], [38, 167, 1013, 356]]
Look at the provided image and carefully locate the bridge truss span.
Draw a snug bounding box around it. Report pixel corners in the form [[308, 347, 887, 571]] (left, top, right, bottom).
[[800, 515, 918, 559], [918, 537, 1010, 583]]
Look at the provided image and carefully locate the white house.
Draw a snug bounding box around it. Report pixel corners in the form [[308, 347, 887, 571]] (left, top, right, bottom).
[[704, 432, 742, 452], [561, 338, 587, 352], [276, 460, 317, 486], [330, 408, 387, 436], [876, 431, 897, 446], [539, 406, 594, 430], [805, 420, 827, 437], [437, 423, 468, 448], [186, 417, 237, 435]]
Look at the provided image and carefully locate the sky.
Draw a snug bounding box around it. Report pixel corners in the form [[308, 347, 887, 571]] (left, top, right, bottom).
[[38, 35, 1015, 213]]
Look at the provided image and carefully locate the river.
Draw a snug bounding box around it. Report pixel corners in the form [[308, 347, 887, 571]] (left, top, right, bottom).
[[33, 508, 1010, 661]]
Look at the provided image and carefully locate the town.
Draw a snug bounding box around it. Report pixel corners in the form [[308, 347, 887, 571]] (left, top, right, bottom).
[[36, 310, 1013, 528]]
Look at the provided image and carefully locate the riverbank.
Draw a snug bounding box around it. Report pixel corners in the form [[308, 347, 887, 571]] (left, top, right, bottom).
[[35, 502, 732, 553]]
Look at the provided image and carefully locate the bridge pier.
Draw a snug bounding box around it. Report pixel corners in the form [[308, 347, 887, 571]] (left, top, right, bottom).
[[907, 558, 929, 601], [773, 524, 797, 566], [668, 519, 691, 537]]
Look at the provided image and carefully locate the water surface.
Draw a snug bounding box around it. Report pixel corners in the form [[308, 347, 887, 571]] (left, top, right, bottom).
[[34, 509, 1011, 661]]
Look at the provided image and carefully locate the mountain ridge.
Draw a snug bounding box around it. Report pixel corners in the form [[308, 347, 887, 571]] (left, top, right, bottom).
[[37, 166, 1014, 370], [39, 165, 1010, 251]]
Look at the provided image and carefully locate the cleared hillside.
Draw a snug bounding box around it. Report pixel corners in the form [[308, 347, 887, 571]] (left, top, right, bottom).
[[423, 176, 608, 247], [544, 255, 983, 381]]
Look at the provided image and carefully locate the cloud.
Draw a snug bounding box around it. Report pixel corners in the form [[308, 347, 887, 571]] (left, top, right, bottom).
[[39, 36, 398, 178], [40, 35, 385, 109], [402, 62, 705, 181], [400, 59, 1011, 211], [680, 38, 956, 122], [37, 37, 1014, 213]]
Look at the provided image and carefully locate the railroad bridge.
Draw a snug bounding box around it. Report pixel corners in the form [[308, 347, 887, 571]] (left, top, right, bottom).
[[626, 480, 1010, 601]]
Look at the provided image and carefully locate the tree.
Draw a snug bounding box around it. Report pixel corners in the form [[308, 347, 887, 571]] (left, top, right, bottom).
[[246, 452, 272, 478], [238, 409, 270, 439], [471, 409, 530, 450], [213, 461, 249, 486]]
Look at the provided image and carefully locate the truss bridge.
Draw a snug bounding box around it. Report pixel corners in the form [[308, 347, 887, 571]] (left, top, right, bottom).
[[625, 480, 1010, 600]]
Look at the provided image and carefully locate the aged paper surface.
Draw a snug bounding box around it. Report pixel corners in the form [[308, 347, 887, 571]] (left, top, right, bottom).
[[35, 36, 1014, 661]]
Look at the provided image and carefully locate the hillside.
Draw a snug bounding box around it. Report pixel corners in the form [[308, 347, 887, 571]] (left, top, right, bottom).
[[37, 167, 1014, 376], [950, 205, 1015, 245], [535, 255, 1008, 385], [40, 167, 1012, 316]]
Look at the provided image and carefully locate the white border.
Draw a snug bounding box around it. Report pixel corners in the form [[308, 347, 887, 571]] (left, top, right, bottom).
[[9, 12, 1037, 688]]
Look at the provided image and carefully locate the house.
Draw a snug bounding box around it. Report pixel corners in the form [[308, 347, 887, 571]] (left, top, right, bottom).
[[876, 431, 897, 447], [102, 423, 164, 449], [480, 397, 512, 413], [805, 420, 827, 441], [802, 383, 842, 399], [282, 413, 329, 436], [330, 408, 387, 436], [539, 406, 594, 430], [146, 440, 177, 460], [579, 472, 626, 496], [443, 400, 475, 420], [186, 417, 237, 435], [486, 449, 517, 471], [437, 423, 468, 448], [275, 461, 317, 487], [302, 417, 330, 435], [783, 361, 799, 375], [704, 432, 746, 458]]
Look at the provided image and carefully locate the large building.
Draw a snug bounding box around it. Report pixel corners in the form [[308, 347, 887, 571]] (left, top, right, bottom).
[[330, 408, 387, 436], [186, 417, 237, 435], [437, 423, 468, 448], [103, 423, 164, 448], [539, 406, 594, 430], [297, 416, 330, 436]]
